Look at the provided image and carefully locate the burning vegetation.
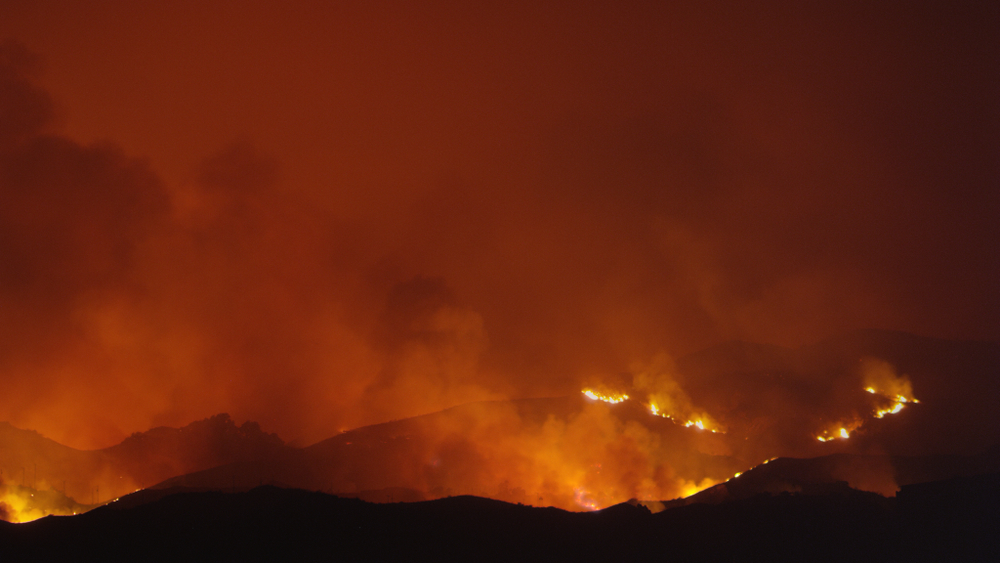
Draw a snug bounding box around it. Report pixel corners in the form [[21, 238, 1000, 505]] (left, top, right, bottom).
[[581, 389, 629, 404], [0, 344, 955, 519], [0, 478, 91, 523], [814, 359, 920, 443]]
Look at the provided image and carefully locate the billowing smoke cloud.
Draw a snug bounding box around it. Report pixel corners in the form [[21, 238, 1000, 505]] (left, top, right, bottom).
[[403, 399, 737, 509], [0, 41, 171, 447], [0, 0, 996, 451], [861, 358, 914, 403], [0, 41, 509, 447]]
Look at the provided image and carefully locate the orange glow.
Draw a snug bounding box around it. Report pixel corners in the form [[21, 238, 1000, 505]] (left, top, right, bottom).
[[581, 389, 629, 404], [677, 478, 719, 498], [573, 488, 601, 511], [0, 483, 90, 523], [875, 402, 905, 418], [0, 3, 994, 525], [866, 371, 919, 420], [817, 377, 921, 443], [0, 0, 992, 467], [816, 425, 855, 442], [648, 403, 724, 433]]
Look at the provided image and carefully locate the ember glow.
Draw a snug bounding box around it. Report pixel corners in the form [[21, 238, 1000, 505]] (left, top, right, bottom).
[[677, 478, 719, 498], [0, 481, 90, 523], [582, 390, 629, 404], [875, 403, 905, 419], [816, 366, 921, 443], [648, 407, 725, 434], [862, 359, 919, 406], [816, 422, 861, 442], [573, 488, 601, 511]]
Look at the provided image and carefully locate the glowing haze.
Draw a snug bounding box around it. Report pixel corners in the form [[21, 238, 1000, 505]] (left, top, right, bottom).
[[0, 0, 996, 453]]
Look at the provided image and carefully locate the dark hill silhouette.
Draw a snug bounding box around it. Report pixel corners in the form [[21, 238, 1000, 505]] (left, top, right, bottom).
[[102, 413, 286, 487], [676, 329, 1000, 458], [0, 413, 290, 507], [150, 395, 743, 506], [1, 474, 996, 562], [661, 449, 1000, 508]]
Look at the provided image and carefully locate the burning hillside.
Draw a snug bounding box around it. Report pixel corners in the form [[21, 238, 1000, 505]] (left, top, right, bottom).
[[0, 3, 995, 558], [0, 414, 288, 522], [0, 478, 90, 523], [0, 331, 997, 521]]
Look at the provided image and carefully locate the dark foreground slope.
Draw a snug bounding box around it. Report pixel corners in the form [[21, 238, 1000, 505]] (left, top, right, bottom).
[[2, 474, 997, 562]]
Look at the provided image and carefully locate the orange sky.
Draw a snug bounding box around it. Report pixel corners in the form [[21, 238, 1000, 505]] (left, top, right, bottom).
[[0, 0, 996, 449]]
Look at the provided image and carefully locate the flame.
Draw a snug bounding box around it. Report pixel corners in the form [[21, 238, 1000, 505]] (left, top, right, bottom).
[[816, 425, 855, 442], [868, 383, 918, 419], [723, 470, 746, 483], [0, 482, 89, 523], [862, 359, 918, 405], [581, 389, 629, 404], [677, 477, 719, 498], [648, 403, 724, 433], [874, 402, 905, 418], [573, 487, 601, 511], [817, 380, 920, 442]]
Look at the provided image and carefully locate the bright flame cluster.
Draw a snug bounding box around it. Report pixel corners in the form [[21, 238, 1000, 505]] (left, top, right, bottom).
[[677, 477, 719, 498], [867, 387, 919, 418], [816, 386, 920, 442], [649, 404, 723, 433], [816, 427, 852, 442], [0, 486, 81, 523], [572, 487, 601, 511], [582, 389, 629, 404]]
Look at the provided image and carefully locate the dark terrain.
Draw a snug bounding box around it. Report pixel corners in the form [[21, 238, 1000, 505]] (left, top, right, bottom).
[[2, 472, 997, 562]]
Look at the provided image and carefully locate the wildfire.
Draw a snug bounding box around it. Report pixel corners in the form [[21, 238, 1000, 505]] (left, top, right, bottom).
[[868, 384, 918, 419], [573, 487, 601, 511], [649, 403, 724, 433], [0, 483, 89, 523], [816, 426, 854, 442], [874, 402, 905, 418], [817, 382, 920, 442], [581, 389, 629, 404], [677, 478, 719, 498]]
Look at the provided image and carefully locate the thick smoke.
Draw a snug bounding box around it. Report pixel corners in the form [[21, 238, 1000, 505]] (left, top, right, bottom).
[[0, 41, 171, 447], [861, 358, 914, 403], [0, 0, 997, 452]]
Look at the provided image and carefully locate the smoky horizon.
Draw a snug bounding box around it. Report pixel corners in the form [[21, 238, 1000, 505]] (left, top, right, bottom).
[[0, 1, 996, 455]]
